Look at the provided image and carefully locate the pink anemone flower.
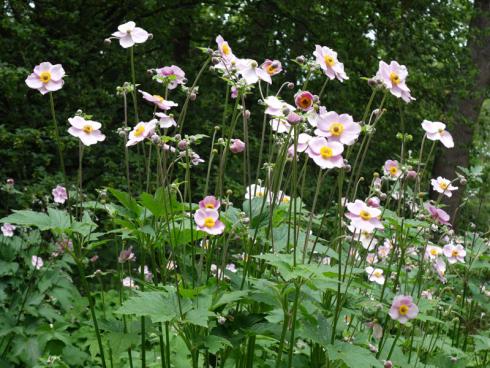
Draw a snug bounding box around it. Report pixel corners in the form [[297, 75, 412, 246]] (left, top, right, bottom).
[[52, 185, 68, 204], [383, 160, 402, 179], [345, 199, 383, 232], [194, 208, 225, 235], [155, 65, 186, 89], [25, 62, 65, 95], [261, 59, 282, 77], [294, 91, 314, 111], [421, 120, 454, 148], [199, 196, 221, 210], [425, 203, 450, 225], [306, 137, 344, 169], [111, 21, 149, 48], [389, 295, 419, 324], [313, 45, 348, 82], [315, 111, 361, 145], [443, 243, 466, 264], [230, 139, 246, 153], [375, 60, 414, 103], [68, 116, 106, 146], [127, 120, 156, 147], [139, 90, 178, 110]]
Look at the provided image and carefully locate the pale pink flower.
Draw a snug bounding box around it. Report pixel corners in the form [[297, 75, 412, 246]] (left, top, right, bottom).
[[315, 111, 361, 145], [367, 196, 380, 208], [230, 139, 245, 153], [25, 62, 65, 95], [52, 185, 68, 204], [139, 90, 178, 110], [236, 59, 272, 85], [425, 245, 443, 260], [140, 265, 153, 281], [345, 199, 383, 232], [421, 290, 433, 300], [118, 246, 136, 263], [433, 258, 447, 283], [1, 223, 15, 237], [194, 209, 225, 235], [264, 96, 284, 116], [31, 255, 44, 269], [68, 116, 106, 146], [375, 61, 414, 103], [348, 225, 378, 250], [230, 86, 238, 99], [366, 253, 378, 265], [425, 203, 450, 225], [306, 137, 344, 169], [288, 133, 313, 157], [226, 263, 237, 273], [431, 177, 458, 197], [389, 295, 419, 324], [155, 112, 176, 128], [443, 243, 466, 264], [155, 65, 186, 89], [190, 152, 204, 166], [245, 184, 272, 203], [216, 35, 236, 61], [383, 160, 402, 179], [122, 276, 138, 289], [261, 59, 282, 77], [199, 196, 221, 210], [377, 243, 391, 259], [111, 21, 149, 48], [127, 120, 156, 147], [366, 266, 385, 285], [294, 91, 314, 111], [313, 45, 348, 82], [270, 118, 292, 134], [421, 120, 454, 148]]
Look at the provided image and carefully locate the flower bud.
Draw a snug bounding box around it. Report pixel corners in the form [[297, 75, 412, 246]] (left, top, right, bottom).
[[189, 92, 197, 101], [243, 110, 251, 120], [212, 57, 220, 65], [379, 193, 387, 201], [148, 33, 154, 40], [384, 361, 393, 368], [459, 177, 467, 185], [295, 55, 305, 64], [6, 178, 14, 185], [103, 38, 112, 45], [406, 170, 417, 180], [287, 111, 302, 125], [151, 134, 160, 144], [287, 82, 295, 89], [226, 189, 233, 196], [177, 140, 188, 150], [344, 164, 352, 173]]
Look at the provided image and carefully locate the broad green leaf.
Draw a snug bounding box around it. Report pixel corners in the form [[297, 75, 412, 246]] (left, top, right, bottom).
[[326, 342, 383, 368]]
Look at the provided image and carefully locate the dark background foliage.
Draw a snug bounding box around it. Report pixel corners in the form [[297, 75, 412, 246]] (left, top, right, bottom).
[[0, 0, 488, 227]]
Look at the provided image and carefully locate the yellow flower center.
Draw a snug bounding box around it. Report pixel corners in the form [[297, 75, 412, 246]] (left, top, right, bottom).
[[256, 191, 264, 197], [373, 270, 382, 277], [399, 304, 409, 315], [451, 250, 459, 257], [329, 122, 344, 136], [360, 210, 372, 220], [439, 182, 448, 190], [204, 217, 216, 228], [324, 55, 335, 67], [430, 249, 438, 256], [389, 166, 398, 176], [222, 43, 231, 56], [134, 125, 146, 137], [281, 197, 290, 204], [40, 71, 51, 83], [153, 95, 164, 102], [82, 125, 94, 134], [298, 96, 312, 109], [389, 72, 400, 85], [320, 146, 333, 159], [267, 65, 277, 75], [205, 203, 215, 209]]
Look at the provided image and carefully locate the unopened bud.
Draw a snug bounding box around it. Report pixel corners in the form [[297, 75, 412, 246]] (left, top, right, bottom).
[[243, 110, 251, 120], [384, 361, 393, 368], [287, 82, 295, 89], [151, 134, 160, 144], [189, 92, 197, 101], [459, 177, 467, 185], [103, 38, 112, 45], [148, 33, 154, 40], [212, 57, 220, 65], [226, 189, 233, 196], [6, 178, 14, 185], [379, 193, 387, 201], [344, 164, 352, 173], [295, 55, 305, 64], [178, 140, 188, 150]]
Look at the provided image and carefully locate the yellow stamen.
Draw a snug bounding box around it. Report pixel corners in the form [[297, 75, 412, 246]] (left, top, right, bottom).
[[373, 270, 382, 277], [133, 125, 146, 137], [439, 182, 448, 190], [360, 210, 372, 220], [430, 249, 438, 256], [399, 304, 409, 315], [203, 217, 216, 228], [329, 122, 344, 136], [153, 95, 164, 102], [40, 71, 51, 83], [205, 203, 215, 209], [389, 72, 400, 85], [267, 65, 276, 75], [324, 55, 335, 67], [222, 43, 231, 56], [451, 250, 459, 257], [389, 166, 398, 176], [320, 146, 333, 159], [82, 125, 93, 134]]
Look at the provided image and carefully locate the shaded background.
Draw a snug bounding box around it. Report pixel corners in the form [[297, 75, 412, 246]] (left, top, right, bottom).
[[0, 0, 488, 228]]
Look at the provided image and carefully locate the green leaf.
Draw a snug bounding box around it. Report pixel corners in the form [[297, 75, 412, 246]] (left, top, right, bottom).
[[199, 335, 232, 354], [326, 342, 383, 368], [0, 210, 51, 230], [108, 188, 143, 218]]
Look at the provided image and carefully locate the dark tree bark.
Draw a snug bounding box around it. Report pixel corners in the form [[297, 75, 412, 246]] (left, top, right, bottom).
[[432, 0, 490, 223]]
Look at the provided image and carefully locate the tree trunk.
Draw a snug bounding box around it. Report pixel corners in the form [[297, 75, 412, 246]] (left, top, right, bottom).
[[431, 0, 490, 224]]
